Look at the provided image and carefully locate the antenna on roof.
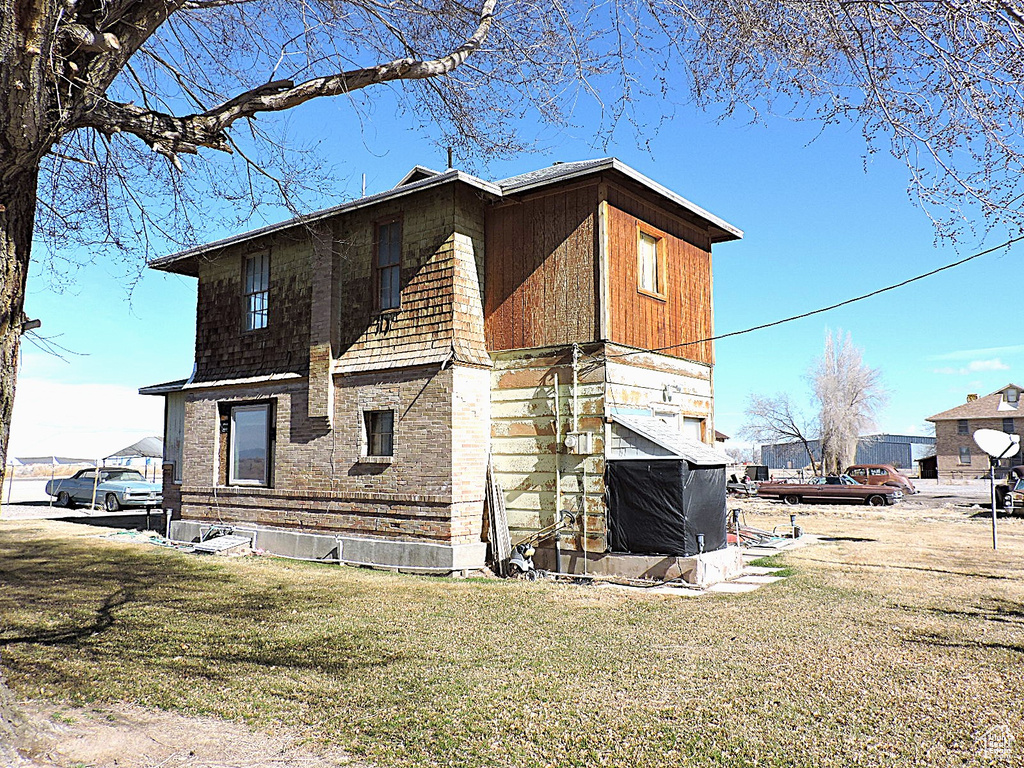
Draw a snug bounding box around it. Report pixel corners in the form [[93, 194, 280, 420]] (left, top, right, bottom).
[[361, 173, 366, 197], [447, 147, 453, 169]]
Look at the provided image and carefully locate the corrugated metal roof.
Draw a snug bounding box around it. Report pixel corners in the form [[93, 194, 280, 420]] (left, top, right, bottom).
[[611, 414, 729, 465], [926, 383, 1024, 420]]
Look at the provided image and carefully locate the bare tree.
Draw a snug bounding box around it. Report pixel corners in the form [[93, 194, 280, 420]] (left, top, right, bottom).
[[2, 0, 1023, 480], [813, 329, 888, 473], [740, 393, 820, 474]]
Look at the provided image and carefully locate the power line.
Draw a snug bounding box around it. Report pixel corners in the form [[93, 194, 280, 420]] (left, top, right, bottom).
[[608, 235, 1024, 358]]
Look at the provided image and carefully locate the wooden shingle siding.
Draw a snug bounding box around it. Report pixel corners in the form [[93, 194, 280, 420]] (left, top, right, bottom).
[[335, 185, 489, 373], [194, 235, 312, 382], [605, 184, 714, 365], [484, 185, 599, 351]]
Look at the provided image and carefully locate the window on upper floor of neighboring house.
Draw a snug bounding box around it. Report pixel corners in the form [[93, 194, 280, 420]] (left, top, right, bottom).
[[364, 409, 395, 457], [636, 226, 667, 299], [375, 220, 402, 311], [959, 445, 971, 465], [229, 402, 274, 486], [243, 252, 270, 331], [1006, 388, 1020, 405], [957, 419, 969, 435], [1004, 418, 1014, 433]]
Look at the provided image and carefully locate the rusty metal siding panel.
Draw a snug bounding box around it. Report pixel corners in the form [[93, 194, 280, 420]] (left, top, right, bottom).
[[605, 185, 714, 365], [484, 185, 599, 352]]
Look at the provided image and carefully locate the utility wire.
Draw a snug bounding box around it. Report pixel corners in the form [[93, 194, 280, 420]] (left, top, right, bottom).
[[608, 235, 1024, 358]]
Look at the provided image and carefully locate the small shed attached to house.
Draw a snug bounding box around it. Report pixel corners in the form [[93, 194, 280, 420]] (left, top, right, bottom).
[[606, 415, 728, 557]]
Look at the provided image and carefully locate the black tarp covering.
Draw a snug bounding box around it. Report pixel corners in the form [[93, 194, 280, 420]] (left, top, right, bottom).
[[606, 459, 727, 557]]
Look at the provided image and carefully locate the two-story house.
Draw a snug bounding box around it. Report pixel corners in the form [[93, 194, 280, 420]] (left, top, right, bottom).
[[926, 384, 1024, 478], [141, 158, 742, 576]]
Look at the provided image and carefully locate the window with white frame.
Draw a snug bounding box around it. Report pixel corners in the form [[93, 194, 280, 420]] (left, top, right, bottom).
[[637, 229, 665, 298], [229, 403, 272, 485], [682, 417, 704, 441], [243, 252, 270, 331], [958, 445, 971, 465], [376, 220, 401, 311], [364, 409, 395, 457]]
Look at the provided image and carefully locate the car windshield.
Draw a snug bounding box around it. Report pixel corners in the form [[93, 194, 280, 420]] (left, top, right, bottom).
[[1014, 479, 1024, 492], [101, 470, 146, 482]]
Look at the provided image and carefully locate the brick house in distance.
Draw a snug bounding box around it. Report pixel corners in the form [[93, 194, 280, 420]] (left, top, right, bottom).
[[141, 158, 742, 575], [925, 384, 1024, 478]]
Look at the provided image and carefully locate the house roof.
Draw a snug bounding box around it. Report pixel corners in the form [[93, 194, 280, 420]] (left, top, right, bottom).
[[611, 414, 730, 465], [147, 158, 742, 276], [926, 383, 1024, 421], [147, 169, 502, 276], [498, 158, 743, 243], [138, 378, 188, 395]]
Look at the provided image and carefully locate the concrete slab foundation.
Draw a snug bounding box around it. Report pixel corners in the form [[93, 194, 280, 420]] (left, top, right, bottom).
[[534, 544, 744, 587], [169, 520, 488, 574]]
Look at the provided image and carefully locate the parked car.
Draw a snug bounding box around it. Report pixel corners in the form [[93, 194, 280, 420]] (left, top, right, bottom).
[[1000, 476, 1024, 516], [757, 475, 903, 506], [846, 464, 917, 495], [45, 467, 162, 511]]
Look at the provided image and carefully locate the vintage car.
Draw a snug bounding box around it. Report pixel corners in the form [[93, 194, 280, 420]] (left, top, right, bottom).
[[1001, 478, 1024, 516], [757, 475, 903, 506], [45, 467, 162, 511], [846, 464, 917, 494]]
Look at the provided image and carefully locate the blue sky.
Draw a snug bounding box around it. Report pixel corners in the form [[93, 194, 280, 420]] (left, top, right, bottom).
[[9, 79, 1021, 458]]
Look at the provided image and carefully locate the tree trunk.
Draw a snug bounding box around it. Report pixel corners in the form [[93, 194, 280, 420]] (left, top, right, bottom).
[[0, 166, 37, 488]]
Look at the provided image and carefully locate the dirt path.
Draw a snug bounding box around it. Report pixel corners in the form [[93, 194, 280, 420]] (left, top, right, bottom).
[[6, 702, 364, 768]]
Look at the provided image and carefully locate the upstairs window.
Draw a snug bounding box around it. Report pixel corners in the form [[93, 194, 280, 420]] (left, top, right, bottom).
[[364, 410, 395, 457], [636, 228, 666, 299], [957, 419, 969, 435], [1004, 418, 1015, 434], [376, 220, 402, 311], [244, 252, 270, 331], [1006, 388, 1020, 405]]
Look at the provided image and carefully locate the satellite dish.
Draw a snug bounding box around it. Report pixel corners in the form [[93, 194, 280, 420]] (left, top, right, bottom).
[[973, 429, 1021, 459]]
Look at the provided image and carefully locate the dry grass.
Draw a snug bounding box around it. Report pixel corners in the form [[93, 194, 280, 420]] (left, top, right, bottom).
[[0, 502, 1022, 768]]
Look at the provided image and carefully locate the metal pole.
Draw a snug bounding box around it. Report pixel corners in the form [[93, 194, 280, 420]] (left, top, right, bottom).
[[553, 374, 562, 574], [990, 461, 998, 550]]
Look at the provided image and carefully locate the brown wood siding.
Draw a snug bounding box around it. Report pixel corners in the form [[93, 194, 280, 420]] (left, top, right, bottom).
[[605, 185, 714, 365], [484, 185, 598, 351]]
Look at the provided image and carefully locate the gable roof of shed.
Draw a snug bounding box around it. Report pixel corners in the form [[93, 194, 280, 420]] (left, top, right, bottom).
[[611, 414, 730, 465], [926, 383, 1024, 421]]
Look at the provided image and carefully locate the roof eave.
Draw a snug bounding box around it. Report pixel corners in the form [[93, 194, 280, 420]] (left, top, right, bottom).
[[148, 170, 501, 276], [501, 158, 743, 242]]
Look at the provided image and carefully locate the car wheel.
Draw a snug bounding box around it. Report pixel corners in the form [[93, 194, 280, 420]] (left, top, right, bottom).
[[867, 494, 886, 507], [56, 491, 74, 509], [104, 493, 121, 512], [783, 494, 801, 506]]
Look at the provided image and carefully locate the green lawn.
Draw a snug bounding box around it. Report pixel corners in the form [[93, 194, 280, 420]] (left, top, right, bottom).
[[1, 507, 1022, 767]]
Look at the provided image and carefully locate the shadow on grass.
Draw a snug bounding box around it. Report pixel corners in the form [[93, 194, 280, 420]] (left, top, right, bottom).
[[0, 527, 404, 688], [906, 631, 1024, 655], [794, 555, 1014, 581], [0, 588, 131, 646]]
